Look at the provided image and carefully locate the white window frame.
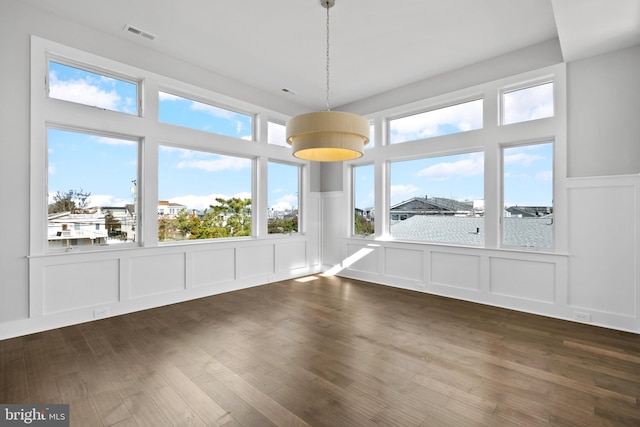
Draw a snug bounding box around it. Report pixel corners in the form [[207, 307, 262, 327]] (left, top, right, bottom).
[[499, 79, 555, 126], [46, 55, 143, 117], [387, 96, 484, 145], [158, 88, 256, 141]]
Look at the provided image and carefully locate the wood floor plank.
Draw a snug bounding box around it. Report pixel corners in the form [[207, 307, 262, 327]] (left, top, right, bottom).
[[122, 391, 173, 427], [1, 275, 639, 426], [90, 389, 133, 426]]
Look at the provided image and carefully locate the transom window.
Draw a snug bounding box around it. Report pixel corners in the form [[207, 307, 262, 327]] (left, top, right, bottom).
[[502, 82, 554, 125], [48, 60, 139, 115], [267, 121, 288, 147], [159, 91, 253, 140], [389, 99, 483, 144]]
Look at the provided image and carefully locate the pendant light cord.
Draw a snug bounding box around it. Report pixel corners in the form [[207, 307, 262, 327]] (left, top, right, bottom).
[[325, 0, 331, 112]]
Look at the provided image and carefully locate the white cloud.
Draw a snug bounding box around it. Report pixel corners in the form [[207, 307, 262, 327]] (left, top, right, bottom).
[[271, 201, 292, 211], [49, 75, 121, 111], [167, 148, 251, 172], [177, 155, 251, 172], [503, 83, 554, 124], [190, 100, 239, 120], [504, 152, 543, 167], [417, 152, 484, 181], [270, 193, 298, 211], [390, 99, 482, 142], [170, 191, 252, 211], [48, 165, 56, 175], [89, 194, 130, 207], [536, 170, 553, 181], [390, 184, 419, 202], [95, 136, 136, 146], [46, 192, 129, 208]]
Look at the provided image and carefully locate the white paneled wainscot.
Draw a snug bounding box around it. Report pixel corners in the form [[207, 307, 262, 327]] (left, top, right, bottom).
[[338, 173, 640, 333], [18, 236, 318, 340]]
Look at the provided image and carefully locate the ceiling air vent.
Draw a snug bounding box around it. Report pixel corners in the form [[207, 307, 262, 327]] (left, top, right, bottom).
[[123, 24, 157, 41]]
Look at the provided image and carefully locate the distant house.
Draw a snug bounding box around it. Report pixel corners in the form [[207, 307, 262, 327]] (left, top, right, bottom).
[[355, 207, 375, 220], [158, 201, 187, 217], [505, 206, 552, 218], [47, 206, 136, 248], [390, 196, 476, 221]]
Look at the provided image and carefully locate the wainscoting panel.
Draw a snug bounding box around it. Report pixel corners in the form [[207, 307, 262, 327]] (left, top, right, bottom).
[[42, 259, 119, 314], [567, 183, 637, 317], [129, 253, 185, 298], [490, 257, 556, 303], [191, 248, 236, 288], [238, 244, 275, 279], [276, 241, 307, 272], [430, 251, 481, 290], [345, 243, 381, 274], [385, 247, 424, 282]]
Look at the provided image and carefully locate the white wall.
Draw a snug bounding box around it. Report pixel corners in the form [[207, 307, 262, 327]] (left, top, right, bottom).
[[567, 44, 640, 177], [329, 45, 640, 334]]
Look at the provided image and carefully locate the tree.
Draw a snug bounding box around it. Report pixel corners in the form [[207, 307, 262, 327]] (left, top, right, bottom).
[[268, 214, 298, 234], [173, 208, 195, 238], [49, 189, 91, 214], [105, 210, 123, 238], [158, 215, 173, 241], [211, 197, 252, 237], [354, 212, 374, 235], [157, 198, 253, 242]]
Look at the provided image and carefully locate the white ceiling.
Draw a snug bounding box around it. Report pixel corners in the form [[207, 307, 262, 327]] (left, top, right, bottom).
[[22, 0, 640, 111]]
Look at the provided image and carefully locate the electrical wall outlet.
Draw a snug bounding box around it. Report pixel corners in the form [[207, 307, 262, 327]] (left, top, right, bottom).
[[574, 311, 591, 322], [416, 283, 425, 291], [94, 307, 109, 319]]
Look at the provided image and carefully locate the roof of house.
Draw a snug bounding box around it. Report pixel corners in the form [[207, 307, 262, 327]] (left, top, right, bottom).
[[390, 197, 474, 213], [390, 215, 553, 247]]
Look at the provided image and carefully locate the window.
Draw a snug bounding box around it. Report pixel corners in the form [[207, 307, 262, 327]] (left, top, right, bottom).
[[503, 142, 553, 248], [366, 123, 375, 149], [47, 128, 138, 250], [48, 60, 139, 115], [268, 121, 289, 147], [157, 146, 252, 241], [389, 152, 484, 245], [502, 82, 553, 125], [268, 162, 300, 234], [353, 164, 375, 236], [158, 91, 253, 140], [389, 99, 483, 144]]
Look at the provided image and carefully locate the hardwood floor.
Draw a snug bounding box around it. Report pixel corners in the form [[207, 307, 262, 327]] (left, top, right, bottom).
[[2, 275, 639, 426]]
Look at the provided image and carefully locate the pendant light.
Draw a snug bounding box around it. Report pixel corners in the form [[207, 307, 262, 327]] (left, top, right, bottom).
[[286, 0, 370, 162]]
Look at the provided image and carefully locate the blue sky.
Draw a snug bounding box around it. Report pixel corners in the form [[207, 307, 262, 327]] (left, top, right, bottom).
[[48, 61, 552, 214]]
